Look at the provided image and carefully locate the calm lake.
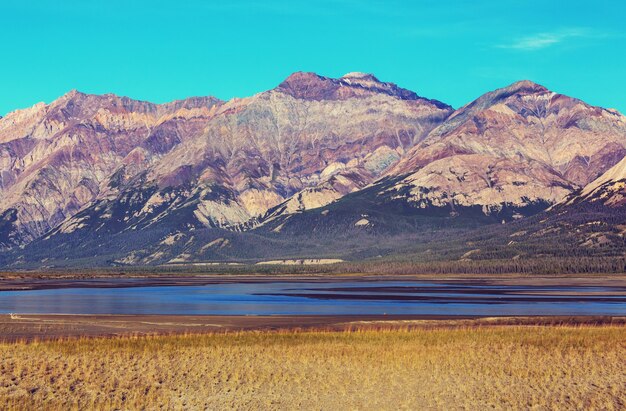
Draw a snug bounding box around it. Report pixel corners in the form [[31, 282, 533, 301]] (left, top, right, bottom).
[[1, 280, 625, 316]]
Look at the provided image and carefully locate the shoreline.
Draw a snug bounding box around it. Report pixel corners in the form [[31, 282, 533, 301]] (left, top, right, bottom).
[[1, 314, 624, 342], [2, 274, 624, 341], [2, 272, 626, 291]]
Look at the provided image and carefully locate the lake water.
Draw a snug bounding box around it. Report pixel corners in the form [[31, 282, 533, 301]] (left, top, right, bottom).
[[0, 280, 625, 316]]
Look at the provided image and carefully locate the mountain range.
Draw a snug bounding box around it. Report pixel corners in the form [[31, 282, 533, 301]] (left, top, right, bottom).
[[1, 72, 625, 269]]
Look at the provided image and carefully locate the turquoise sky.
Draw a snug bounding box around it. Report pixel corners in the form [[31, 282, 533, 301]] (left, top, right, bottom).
[[2, 0, 625, 115]]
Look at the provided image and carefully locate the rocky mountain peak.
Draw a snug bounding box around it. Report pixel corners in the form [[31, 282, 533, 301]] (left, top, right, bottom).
[[280, 71, 326, 83], [462, 80, 551, 113], [339, 72, 449, 105], [275, 72, 340, 100], [2, 76, 625, 265], [502, 80, 549, 95], [387, 76, 626, 215], [338, 72, 413, 98], [275, 71, 451, 108], [61, 89, 84, 99]]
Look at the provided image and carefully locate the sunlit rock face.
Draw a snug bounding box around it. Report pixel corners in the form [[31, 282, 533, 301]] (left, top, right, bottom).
[[561, 155, 626, 208], [0, 72, 452, 247], [3, 75, 626, 264], [3, 74, 626, 257], [385, 81, 626, 214], [142, 71, 451, 230], [0, 91, 222, 244]]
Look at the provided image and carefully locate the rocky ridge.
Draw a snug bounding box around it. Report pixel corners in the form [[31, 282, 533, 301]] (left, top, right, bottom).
[[0, 91, 222, 246], [2, 73, 626, 266], [1, 72, 452, 248], [382, 80, 626, 215]]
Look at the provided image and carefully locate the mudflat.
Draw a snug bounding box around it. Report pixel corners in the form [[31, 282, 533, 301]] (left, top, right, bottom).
[[1, 273, 625, 410], [1, 273, 625, 340]]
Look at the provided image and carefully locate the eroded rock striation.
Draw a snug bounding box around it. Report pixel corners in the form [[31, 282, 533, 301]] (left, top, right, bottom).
[[0, 91, 221, 246], [2, 74, 626, 265], [384, 80, 626, 215], [0, 72, 452, 249]]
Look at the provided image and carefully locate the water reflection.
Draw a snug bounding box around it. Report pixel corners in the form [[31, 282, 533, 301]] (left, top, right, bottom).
[[0, 281, 624, 316]]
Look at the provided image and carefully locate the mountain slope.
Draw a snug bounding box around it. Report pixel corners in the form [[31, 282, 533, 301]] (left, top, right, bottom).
[[562, 154, 626, 208], [402, 156, 626, 264], [255, 81, 626, 236], [383, 80, 626, 215], [0, 92, 222, 245], [0, 73, 452, 249], [2, 76, 626, 268], [131, 71, 453, 227]]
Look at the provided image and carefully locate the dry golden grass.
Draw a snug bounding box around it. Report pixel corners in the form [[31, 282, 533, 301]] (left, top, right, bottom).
[[1, 326, 624, 410]]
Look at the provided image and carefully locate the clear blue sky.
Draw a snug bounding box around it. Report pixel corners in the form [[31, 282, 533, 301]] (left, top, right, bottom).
[[2, 0, 625, 116]]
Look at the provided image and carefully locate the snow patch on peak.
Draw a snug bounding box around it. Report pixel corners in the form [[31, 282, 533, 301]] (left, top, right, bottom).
[[341, 72, 380, 81]]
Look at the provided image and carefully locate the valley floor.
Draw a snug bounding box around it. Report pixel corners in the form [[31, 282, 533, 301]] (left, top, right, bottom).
[[0, 324, 624, 410]]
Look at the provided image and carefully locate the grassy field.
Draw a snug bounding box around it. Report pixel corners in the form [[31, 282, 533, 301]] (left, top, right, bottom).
[[1, 326, 624, 410]]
